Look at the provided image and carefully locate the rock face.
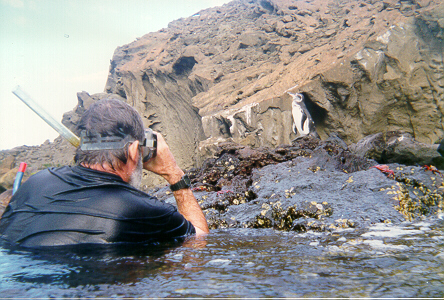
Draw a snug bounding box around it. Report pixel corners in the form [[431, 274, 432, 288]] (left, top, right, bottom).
[[152, 136, 444, 231], [299, 3, 444, 145], [349, 131, 444, 168], [0, 137, 75, 192], [61, 91, 127, 132], [104, 0, 444, 166], [1, 0, 444, 192]]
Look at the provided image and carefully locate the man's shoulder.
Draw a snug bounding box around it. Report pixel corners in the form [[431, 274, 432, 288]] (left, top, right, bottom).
[[32, 165, 71, 176], [21, 165, 69, 184]]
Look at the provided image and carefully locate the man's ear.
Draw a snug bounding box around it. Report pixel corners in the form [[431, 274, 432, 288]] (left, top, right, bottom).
[[128, 140, 140, 163]]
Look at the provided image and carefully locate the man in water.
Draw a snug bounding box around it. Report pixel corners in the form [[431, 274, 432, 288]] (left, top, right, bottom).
[[0, 99, 209, 247]]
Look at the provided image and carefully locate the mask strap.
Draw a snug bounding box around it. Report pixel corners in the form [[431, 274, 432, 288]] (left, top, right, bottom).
[[79, 130, 135, 151]]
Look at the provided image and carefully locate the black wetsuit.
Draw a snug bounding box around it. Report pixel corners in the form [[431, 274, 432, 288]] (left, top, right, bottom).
[[0, 166, 195, 248]]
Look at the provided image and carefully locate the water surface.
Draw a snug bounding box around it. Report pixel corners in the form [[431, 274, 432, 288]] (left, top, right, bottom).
[[1, 219, 443, 298]]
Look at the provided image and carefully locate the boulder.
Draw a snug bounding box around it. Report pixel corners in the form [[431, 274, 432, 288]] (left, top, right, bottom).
[[0, 190, 12, 218], [0, 168, 18, 191], [349, 131, 444, 168]]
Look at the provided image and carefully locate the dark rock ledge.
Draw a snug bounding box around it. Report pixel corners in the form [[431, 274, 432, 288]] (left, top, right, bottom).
[[151, 135, 444, 231]]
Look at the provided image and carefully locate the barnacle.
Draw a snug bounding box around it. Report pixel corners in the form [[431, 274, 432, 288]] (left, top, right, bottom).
[[393, 177, 444, 221], [308, 166, 321, 173], [334, 218, 355, 228]]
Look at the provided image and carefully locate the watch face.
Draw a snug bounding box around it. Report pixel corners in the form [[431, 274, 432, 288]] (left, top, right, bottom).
[[170, 174, 191, 191], [183, 174, 191, 186]]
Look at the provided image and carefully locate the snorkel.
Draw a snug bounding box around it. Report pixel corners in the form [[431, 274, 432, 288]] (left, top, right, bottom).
[[10, 86, 81, 195], [11, 86, 157, 167], [12, 86, 80, 148]]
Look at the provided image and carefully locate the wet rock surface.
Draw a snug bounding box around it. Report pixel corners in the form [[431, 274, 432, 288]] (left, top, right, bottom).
[[349, 131, 444, 169], [151, 136, 444, 231]]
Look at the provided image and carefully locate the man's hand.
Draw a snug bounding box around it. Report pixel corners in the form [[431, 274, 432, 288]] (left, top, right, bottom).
[[143, 132, 184, 185], [143, 132, 209, 235]]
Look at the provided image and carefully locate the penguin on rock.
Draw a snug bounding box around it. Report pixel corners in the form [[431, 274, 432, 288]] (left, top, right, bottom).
[[288, 92, 319, 139]]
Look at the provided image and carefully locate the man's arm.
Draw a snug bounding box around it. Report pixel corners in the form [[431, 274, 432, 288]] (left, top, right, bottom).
[[143, 133, 209, 235], [172, 186, 209, 236]]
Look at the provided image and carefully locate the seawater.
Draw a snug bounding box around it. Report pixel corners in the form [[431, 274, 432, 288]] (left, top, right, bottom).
[[0, 219, 443, 298]]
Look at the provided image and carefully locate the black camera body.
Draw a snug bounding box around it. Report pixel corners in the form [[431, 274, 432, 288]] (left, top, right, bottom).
[[141, 128, 157, 162]]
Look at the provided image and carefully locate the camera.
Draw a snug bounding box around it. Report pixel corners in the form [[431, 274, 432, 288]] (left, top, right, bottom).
[[141, 128, 157, 162]]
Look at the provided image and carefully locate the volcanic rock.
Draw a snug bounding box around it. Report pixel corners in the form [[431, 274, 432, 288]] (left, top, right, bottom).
[[61, 91, 126, 132], [103, 0, 444, 166], [2, 0, 444, 204], [350, 131, 444, 168], [152, 136, 444, 231]]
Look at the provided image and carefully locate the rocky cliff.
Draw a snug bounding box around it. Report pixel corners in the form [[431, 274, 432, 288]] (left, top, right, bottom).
[[1, 0, 443, 191], [103, 0, 444, 166]]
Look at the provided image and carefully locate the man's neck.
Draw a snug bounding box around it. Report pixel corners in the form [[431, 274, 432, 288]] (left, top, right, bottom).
[[80, 162, 131, 183]]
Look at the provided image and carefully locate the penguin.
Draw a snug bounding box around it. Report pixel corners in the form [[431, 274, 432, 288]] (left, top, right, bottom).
[[288, 92, 318, 138]]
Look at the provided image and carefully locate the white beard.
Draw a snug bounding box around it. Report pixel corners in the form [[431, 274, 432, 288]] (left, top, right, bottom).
[[129, 155, 143, 189]]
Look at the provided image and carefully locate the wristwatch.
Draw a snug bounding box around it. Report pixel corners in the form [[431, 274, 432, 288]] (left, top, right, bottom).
[[170, 174, 191, 191]]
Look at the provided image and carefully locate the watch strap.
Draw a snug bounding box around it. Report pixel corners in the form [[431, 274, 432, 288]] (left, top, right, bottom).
[[170, 174, 191, 191]]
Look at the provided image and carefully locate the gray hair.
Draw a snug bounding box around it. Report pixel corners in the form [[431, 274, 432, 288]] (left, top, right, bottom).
[[74, 99, 145, 169]]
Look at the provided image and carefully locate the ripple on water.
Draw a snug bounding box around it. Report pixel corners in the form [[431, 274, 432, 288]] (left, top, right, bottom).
[[0, 220, 443, 297]]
